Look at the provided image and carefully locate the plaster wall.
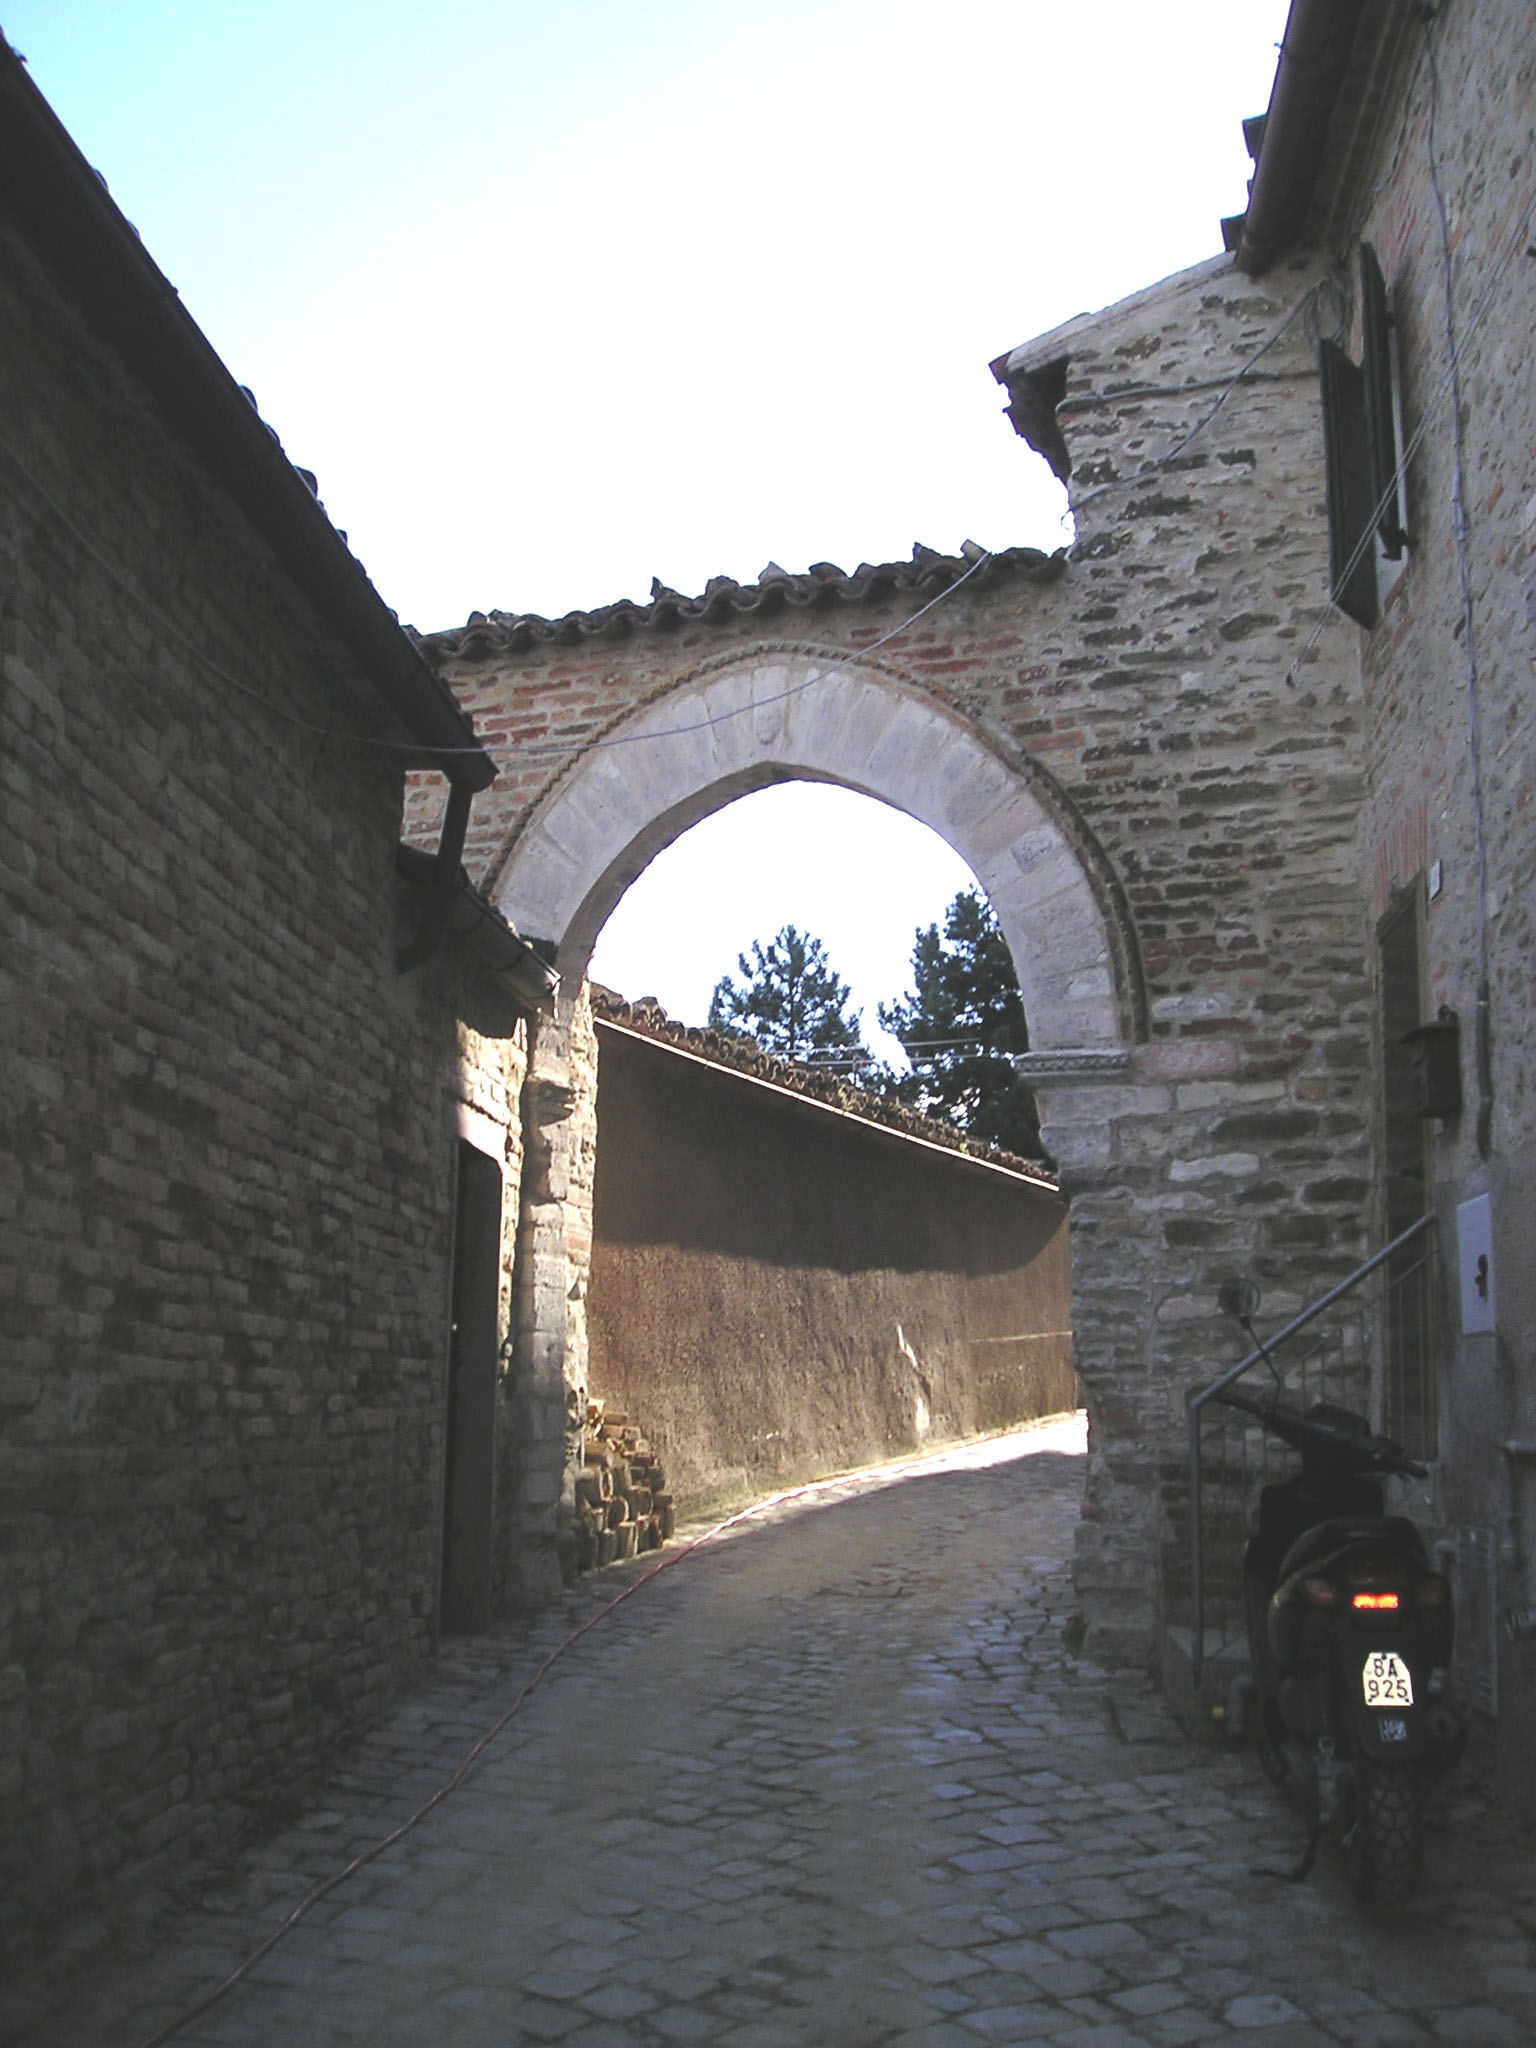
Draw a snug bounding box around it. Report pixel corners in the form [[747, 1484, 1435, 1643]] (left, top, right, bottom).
[[587, 1023, 1074, 1512]]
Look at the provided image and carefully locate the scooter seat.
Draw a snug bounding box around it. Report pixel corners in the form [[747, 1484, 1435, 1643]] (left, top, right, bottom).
[[1274, 1514, 1428, 1585]]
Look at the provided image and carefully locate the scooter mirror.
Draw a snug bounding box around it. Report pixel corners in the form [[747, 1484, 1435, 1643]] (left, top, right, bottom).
[[1217, 1276, 1260, 1322]]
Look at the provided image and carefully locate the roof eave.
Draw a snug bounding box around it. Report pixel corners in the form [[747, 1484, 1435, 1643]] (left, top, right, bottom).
[[1232, 0, 1370, 276], [0, 40, 493, 792]]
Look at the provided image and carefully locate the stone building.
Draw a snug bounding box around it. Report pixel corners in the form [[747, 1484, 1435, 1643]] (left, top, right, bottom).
[[413, 274, 1372, 1672], [986, 0, 1535, 1777], [410, 0, 1536, 1797], [0, 47, 559, 1984], [5, 0, 1533, 1981], [0, 38, 1076, 1986], [1209, 0, 1535, 1783]]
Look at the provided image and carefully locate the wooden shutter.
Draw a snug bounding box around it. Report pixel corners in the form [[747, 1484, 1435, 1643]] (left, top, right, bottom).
[[1319, 338, 1379, 628], [1360, 243, 1407, 559]]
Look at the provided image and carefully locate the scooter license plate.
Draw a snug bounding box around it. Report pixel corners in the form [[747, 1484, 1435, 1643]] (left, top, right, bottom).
[[1361, 1651, 1413, 1707]]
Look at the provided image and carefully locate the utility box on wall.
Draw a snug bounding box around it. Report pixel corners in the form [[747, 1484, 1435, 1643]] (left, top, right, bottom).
[[1404, 1009, 1462, 1120], [1457, 1192, 1496, 1335]]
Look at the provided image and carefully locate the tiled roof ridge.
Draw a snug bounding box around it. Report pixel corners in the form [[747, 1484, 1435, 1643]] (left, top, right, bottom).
[[589, 985, 1057, 1188], [421, 541, 1065, 662]]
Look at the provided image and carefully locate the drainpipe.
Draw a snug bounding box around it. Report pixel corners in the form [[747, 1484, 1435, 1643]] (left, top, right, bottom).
[[397, 781, 472, 972], [1500, 1442, 1536, 1579]]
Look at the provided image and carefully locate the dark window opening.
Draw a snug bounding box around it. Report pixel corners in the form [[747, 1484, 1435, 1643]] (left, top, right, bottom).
[[1319, 243, 1408, 627], [1320, 337, 1380, 627], [1359, 243, 1407, 559]]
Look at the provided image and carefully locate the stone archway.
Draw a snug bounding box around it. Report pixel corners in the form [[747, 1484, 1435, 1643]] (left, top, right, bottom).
[[419, 258, 1378, 1666], [493, 644, 1159, 1632], [492, 642, 1145, 1065]]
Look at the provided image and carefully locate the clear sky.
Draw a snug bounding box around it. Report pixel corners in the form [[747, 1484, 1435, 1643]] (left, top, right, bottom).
[[6, 2, 1290, 1048]]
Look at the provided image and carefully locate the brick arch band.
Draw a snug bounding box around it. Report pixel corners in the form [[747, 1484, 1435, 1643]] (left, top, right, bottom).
[[492, 645, 1146, 1054]]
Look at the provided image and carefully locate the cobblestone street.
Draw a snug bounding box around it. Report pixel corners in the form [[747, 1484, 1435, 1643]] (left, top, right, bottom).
[[28, 1419, 1536, 2048]]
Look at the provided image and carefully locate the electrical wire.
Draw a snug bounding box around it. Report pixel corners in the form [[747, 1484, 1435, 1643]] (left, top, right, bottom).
[[0, 255, 1400, 794], [128, 1442, 1016, 2048], [1061, 284, 1323, 520], [0, 266, 1368, 785], [1278, 173, 1536, 690], [0, 402, 998, 773], [435, 278, 1353, 762], [503, 547, 997, 760], [1366, 20, 1431, 201], [1424, 21, 1495, 1158]]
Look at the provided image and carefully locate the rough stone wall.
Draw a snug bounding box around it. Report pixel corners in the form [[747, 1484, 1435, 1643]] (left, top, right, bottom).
[[587, 1021, 1074, 1513], [0, 216, 523, 1974], [1317, 3, 1536, 1773], [1015, 256, 1379, 1651], [507, 985, 597, 1600], [413, 251, 1374, 1664]]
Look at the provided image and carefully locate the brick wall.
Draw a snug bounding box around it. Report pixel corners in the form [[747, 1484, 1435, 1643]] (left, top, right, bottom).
[[0, 215, 527, 1979]]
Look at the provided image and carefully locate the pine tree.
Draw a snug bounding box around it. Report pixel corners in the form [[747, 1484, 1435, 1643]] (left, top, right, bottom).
[[707, 925, 865, 1065], [876, 889, 1043, 1157]]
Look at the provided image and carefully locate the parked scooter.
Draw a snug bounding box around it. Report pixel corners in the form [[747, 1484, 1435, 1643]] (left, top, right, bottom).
[[1210, 1369, 1466, 1902]]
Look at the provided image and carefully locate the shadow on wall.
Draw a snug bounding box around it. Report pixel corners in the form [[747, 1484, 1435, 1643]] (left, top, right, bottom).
[[587, 1023, 1076, 1514]]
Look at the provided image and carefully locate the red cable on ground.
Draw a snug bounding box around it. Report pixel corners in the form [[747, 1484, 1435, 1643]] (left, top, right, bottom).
[[132, 1450, 945, 2048]]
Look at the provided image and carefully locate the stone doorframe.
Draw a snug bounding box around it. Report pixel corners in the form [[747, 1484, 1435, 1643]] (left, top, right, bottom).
[[495, 647, 1167, 1628]]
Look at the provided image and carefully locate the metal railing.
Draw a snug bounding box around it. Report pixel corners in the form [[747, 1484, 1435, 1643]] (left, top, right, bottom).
[[1184, 1214, 1437, 1682]]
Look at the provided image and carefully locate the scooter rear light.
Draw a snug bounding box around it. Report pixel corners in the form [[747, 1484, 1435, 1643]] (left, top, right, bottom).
[[1301, 1577, 1336, 1606], [1350, 1590, 1400, 1611]]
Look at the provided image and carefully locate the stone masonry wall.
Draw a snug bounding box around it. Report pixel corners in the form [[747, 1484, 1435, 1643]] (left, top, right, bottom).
[[506, 984, 597, 1600], [411, 249, 1376, 1665], [1317, 2, 1536, 1776], [0, 215, 523, 1978]]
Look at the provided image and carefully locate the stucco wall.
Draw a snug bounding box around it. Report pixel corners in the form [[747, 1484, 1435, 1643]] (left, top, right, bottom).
[[588, 1022, 1076, 1512], [0, 211, 529, 1976]]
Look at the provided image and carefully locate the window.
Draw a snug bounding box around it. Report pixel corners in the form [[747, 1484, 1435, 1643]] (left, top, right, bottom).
[[1319, 244, 1408, 628]]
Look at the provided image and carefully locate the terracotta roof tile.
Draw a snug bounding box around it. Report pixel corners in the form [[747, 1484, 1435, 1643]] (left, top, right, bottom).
[[590, 986, 1057, 1189], [422, 541, 1064, 662]]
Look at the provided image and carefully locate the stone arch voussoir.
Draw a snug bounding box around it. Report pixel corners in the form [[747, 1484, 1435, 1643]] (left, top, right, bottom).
[[493, 643, 1145, 1056]]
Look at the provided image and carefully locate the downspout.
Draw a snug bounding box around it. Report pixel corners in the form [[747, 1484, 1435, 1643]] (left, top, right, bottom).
[[398, 781, 473, 972]]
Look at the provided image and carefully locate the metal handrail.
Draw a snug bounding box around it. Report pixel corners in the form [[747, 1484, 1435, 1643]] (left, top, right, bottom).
[[1185, 1212, 1436, 1680]]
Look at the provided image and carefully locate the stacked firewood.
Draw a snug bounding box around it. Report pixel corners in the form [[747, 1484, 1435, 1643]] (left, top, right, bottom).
[[573, 1400, 675, 1570]]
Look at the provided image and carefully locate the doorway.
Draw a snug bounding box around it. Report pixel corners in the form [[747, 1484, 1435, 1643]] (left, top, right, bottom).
[[1377, 882, 1435, 1458], [441, 1141, 502, 1633]]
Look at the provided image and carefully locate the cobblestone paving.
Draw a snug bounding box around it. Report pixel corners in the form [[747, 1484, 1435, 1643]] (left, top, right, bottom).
[[26, 1419, 1536, 2047]]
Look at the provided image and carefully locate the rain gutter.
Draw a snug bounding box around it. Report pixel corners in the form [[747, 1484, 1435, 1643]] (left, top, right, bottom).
[[1232, 0, 1368, 277], [396, 843, 559, 1008]]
